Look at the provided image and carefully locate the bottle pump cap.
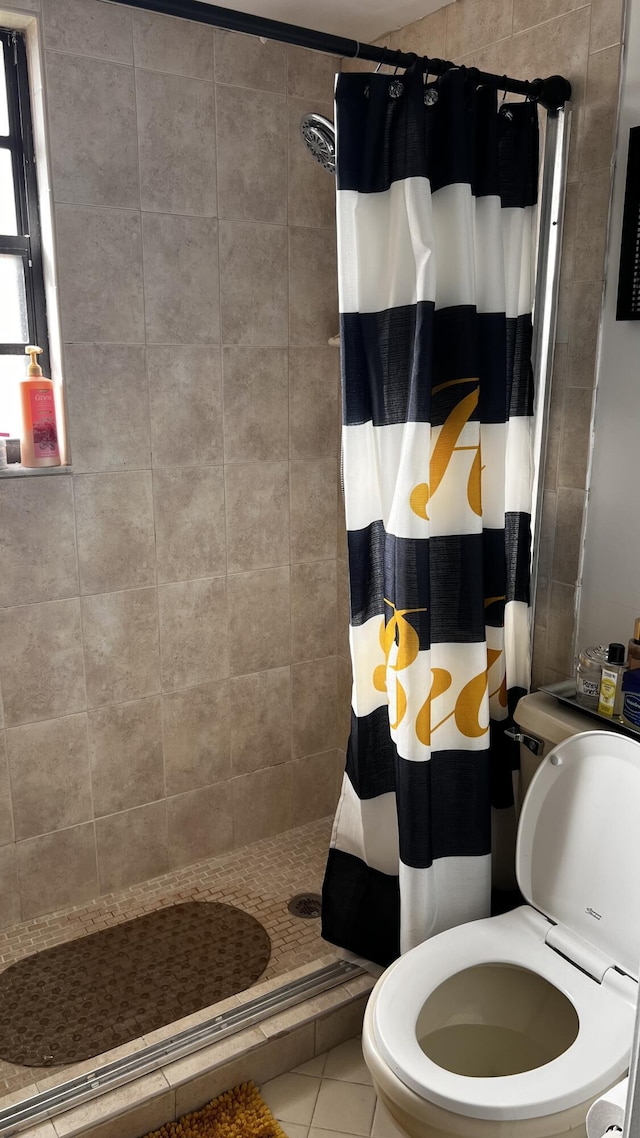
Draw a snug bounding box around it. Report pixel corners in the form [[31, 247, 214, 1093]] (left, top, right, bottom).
[[608, 642, 626, 666], [25, 345, 43, 377]]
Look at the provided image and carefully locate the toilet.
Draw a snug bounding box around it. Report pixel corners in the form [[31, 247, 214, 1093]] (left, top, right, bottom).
[[361, 692, 640, 1138]]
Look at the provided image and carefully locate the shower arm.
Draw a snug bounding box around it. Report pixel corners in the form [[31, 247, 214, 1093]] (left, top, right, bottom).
[[102, 0, 571, 110]]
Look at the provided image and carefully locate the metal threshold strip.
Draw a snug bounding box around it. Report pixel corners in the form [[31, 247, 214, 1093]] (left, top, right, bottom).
[[0, 959, 364, 1137]]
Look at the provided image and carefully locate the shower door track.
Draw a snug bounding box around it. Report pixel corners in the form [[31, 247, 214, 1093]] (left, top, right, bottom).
[[0, 958, 364, 1137]]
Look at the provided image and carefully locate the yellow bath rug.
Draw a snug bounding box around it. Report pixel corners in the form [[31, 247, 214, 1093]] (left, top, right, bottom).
[[143, 1081, 289, 1138]]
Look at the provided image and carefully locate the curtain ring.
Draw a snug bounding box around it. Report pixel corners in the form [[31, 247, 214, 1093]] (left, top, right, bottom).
[[375, 46, 390, 73]]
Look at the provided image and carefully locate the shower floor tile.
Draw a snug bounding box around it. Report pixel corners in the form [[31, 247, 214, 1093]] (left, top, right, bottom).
[[0, 817, 335, 1102]]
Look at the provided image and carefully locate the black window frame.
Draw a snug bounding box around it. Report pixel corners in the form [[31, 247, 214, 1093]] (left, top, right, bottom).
[[0, 27, 49, 375]]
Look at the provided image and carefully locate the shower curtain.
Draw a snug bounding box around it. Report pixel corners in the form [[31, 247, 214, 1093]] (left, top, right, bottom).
[[322, 63, 538, 967]]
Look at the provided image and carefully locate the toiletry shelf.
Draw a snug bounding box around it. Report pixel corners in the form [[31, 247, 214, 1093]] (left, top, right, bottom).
[[540, 680, 640, 742]]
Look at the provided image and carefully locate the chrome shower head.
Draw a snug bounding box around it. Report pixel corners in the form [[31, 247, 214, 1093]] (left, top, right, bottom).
[[300, 113, 336, 175]]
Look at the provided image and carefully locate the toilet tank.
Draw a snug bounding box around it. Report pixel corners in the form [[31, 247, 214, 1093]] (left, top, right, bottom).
[[514, 692, 604, 797]]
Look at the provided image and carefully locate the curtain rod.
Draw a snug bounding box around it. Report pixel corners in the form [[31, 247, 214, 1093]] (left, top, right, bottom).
[[103, 0, 572, 109]]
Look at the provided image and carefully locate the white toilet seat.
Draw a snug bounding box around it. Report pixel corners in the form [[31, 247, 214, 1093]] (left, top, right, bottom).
[[372, 905, 636, 1122]]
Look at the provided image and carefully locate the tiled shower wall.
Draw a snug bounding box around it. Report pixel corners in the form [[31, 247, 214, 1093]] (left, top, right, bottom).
[[0, 0, 343, 928], [349, 0, 623, 687]]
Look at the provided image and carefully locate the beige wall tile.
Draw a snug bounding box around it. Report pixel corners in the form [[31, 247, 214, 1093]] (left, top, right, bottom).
[[289, 347, 339, 459], [590, 0, 624, 51], [289, 227, 338, 346], [136, 69, 216, 216], [567, 349, 597, 388], [513, 0, 586, 34], [291, 561, 337, 663], [555, 276, 572, 344], [96, 800, 168, 892], [17, 822, 98, 920], [163, 681, 231, 794], [230, 666, 291, 775], [445, 0, 512, 57], [456, 37, 513, 74], [223, 347, 289, 463], [0, 734, 13, 846], [227, 567, 290, 676], [7, 714, 91, 841], [42, 0, 133, 62], [225, 462, 290, 573], [292, 750, 340, 825], [290, 458, 337, 562], [215, 29, 286, 92], [133, 9, 213, 78], [159, 577, 229, 690], [88, 696, 164, 817], [292, 657, 338, 759], [567, 103, 585, 186], [167, 782, 233, 868], [510, 8, 591, 104], [551, 488, 585, 586], [74, 471, 156, 594], [65, 344, 151, 473], [288, 98, 336, 229], [219, 220, 289, 346], [0, 476, 78, 608], [147, 345, 223, 467], [56, 205, 144, 344], [0, 600, 85, 728], [568, 280, 604, 362], [559, 182, 578, 284], [379, 8, 446, 57], [582, 45, 620, 172], [574, 168, 612, 281], [545, 581, 577, 675], [46, 52, 138, 208], [0, 844, 20, 929], [154, 467, 226, 583], [217, 85, 287, 223], [143, 214, 220, 344], [82, 588, 160, 708], [557, 386, 594, 489], [287, 47, 339, 101], [232, 763, 292, 846]]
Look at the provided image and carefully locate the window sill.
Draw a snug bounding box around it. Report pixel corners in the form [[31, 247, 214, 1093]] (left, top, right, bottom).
[[0, 464, 72, 477]]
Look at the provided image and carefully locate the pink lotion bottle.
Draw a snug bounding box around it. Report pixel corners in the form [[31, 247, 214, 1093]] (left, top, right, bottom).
[[20, 345, 61, 468]]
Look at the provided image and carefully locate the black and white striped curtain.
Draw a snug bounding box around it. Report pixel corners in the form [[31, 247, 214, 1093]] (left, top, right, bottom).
[[322, 64, 538, 967]]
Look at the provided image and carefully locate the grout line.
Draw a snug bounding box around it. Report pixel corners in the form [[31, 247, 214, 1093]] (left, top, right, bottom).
[[68, 472, 99, 898]]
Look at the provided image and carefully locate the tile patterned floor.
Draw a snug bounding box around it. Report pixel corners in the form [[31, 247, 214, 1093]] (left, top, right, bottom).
[[0, 818, 335, 1102], [261, 1037, 403, 1138]]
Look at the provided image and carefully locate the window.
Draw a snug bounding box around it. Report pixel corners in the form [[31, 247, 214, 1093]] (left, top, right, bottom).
[[0, 27, 48, 442]]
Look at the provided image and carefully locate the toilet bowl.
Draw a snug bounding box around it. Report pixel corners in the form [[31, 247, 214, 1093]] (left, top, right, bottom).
[[361, 699, 640, 1138]]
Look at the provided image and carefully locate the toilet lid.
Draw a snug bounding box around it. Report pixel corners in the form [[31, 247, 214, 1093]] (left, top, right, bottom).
[[516, 729, 640, 980]]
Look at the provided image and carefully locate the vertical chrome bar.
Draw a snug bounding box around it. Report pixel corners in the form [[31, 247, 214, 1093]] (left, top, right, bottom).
[[529, 105, 571, 647]]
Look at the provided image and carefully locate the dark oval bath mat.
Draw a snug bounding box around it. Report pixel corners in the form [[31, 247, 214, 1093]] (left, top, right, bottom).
[[0, 901, 271, 1067]]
